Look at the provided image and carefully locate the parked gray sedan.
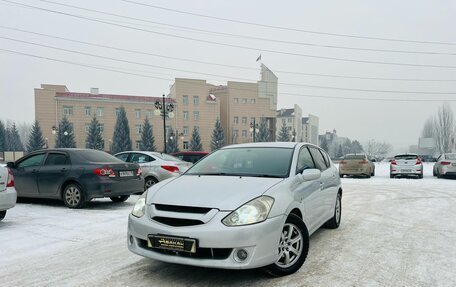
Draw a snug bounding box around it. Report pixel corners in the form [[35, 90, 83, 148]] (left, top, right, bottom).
[[115, 151, 192, 191], [433, 153, 456, 178], [127, 142, 342, 276]]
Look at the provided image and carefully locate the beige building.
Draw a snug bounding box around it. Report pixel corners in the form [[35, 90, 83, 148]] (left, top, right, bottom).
[[35, 84, 178, 152]]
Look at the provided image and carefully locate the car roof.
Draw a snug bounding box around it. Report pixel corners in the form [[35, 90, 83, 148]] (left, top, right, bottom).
[[172, 151, 208, 155], [115, 150, 162, 156], [221, 142, 300, 149]]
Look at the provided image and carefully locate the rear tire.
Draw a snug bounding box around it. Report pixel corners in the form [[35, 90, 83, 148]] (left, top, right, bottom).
[[418, 173, 423, 179], [110, 195, 130, 203], [144, 177, 159, 191], [0, 210, 6, 221], [264, 214, 309, 277], [390, 173, 394, 178], [62, 183, 86, 209], [371, 169, 375, 177], [325, 193, 342, 229]]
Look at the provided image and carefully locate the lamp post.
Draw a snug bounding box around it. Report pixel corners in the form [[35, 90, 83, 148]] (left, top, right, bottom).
[[154, 94, 174, 153], [249, 118, 258, 142]]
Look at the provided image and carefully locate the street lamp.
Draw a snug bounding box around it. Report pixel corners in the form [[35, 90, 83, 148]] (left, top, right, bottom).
[[249, 118, 259, 142], [154, 94, 174, 153]]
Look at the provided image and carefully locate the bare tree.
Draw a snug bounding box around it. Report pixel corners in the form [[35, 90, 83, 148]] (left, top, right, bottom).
[[434, 103, 455, 153], [365, 140, 393, 159], [421, 117, 435, 138]]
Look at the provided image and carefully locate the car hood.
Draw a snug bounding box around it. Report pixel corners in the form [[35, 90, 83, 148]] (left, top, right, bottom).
[[148, 175, 283, 211]]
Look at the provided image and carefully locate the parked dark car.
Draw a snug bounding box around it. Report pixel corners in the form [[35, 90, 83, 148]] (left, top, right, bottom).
[[170, 151, 209, 164], [7, 148, 144, 208]]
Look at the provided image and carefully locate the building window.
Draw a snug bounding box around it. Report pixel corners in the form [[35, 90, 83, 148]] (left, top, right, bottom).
[[147, 110, 153, 119], [241, 98, 247, 104], [135, 124, 142, 134], [233, 117, 239, 124], [115, 108, 120, 117], [98, 123, 104, 134], [241, 117, 247, 124], [193, 96, 199, 105], [84, 107, 91, 116], [63, 106, 73, 116], [183, 126, 189, 136], [135, 109, 141, 119], [136, 141, 141, 150], [242, 130, 247, 137], [287, 118, 292, 123], [183, 141, 189, 150], [234, 98, 239, 103], [193, 111, 199, 121], [183, 95, 189, 105], [97, 107, 104, 117], [234, 130, 239, 137], [183, 111, 189, 120], [250, 99, 256, 104], [250, 117, 255, 124]]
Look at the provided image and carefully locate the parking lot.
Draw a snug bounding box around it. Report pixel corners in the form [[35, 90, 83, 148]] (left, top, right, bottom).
[[1, 162, 455, 287]]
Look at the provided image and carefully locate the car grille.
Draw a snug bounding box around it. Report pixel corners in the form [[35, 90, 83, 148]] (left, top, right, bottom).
[[152, 216, 204, 226], [154, 204, 211, 214], [138, 239, 232, 259]]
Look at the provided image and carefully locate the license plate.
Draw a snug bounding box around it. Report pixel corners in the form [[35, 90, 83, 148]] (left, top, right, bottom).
[[119, 170, 134, 177], [148, 235, 197, 253], [401, 169, 412, 172]]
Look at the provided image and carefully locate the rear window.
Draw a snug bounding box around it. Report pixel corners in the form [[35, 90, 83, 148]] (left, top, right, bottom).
[[395, 154, 418, 160], [445, 154, 456, 160], [78, 150, 123, 163], [344, 154, 366, 160]]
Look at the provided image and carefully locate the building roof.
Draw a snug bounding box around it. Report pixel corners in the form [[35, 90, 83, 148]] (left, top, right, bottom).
[[55, 92, 175, 103], [276, 108, 295, 117]]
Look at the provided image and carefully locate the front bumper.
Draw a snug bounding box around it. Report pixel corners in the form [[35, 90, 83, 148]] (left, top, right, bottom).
[[127, 211, 286, 269], [84, 177, 145, 200], [391, 165, 422, 176], [0, 187, 17, 211]]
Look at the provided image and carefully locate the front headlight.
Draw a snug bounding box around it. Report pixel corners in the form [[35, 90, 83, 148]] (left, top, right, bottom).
[[222, 196, 274, 226], [131, 191, 148, 218]]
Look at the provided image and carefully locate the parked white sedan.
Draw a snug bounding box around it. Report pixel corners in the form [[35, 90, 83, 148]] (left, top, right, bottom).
[[127, 142, 342, 276], [433, 153, 456, 178], [390, 154, 423, 178], [0, 166, 17, 221]]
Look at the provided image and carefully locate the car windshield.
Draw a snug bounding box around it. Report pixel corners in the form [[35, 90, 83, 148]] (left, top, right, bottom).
[[395, 154, 418, 160], [344, 154, 365, 160], [78, 150, 123, 163], [156, 153, 183, 162], [186, 147, 293, 178], [445, 154, 456, 160]]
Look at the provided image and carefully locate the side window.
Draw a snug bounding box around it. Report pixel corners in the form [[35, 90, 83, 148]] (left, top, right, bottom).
[[320, 149, 331, 168], [17, 154, 45, 168], [130, 153, 152, 164], [309, 148, 328, 171], [115, 153, 129, 162], [296, 147, 316, 174], [44, 153, 70, 165]]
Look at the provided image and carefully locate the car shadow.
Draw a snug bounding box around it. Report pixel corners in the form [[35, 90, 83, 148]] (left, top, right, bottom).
[[16, 197, 135, 210]]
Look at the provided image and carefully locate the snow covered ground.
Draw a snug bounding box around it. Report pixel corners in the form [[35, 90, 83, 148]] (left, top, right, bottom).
[[1, 162, 455, 286]]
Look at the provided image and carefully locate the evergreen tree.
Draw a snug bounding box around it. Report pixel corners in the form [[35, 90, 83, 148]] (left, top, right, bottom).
[[27, 120, 46, 152], [257, 117, 270, 142], [111, 106, 132, 153], [320, 137, 329, 152], [277, 121, 290, 142], [0, 120, 5, 152], [55, 116, 76, 148], [139, 117, 156, 151], [210, 118, 225, 151], [351, 140, 364, 153], [189, 126, 203, 151], [336, 144, 344, 158], [166, 127, 179, 153], [6, 123, 24, 151], [86, 115, 104, 150]]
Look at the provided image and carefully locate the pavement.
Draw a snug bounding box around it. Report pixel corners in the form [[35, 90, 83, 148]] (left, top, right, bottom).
[[0, 162, 455, 287]]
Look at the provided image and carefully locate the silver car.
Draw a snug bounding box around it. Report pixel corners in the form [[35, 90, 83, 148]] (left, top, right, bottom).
[[115, 151, 192, 191], [433, 153, 456, 178], [390, 153, 423, 178], [127, 142, 342, 276], [0, 166, 17, 221]]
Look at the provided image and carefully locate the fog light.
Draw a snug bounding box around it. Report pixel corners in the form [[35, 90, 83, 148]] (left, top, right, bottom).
[[129, 235, 134, 245], [235, 249, 248, 261]]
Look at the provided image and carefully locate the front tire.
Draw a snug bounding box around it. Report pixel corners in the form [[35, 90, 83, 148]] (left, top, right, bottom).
[[110, 195, 130, 202], [62, 183, 86, 209], [0, 210, 6, 221], [264, 214, 309, 277]]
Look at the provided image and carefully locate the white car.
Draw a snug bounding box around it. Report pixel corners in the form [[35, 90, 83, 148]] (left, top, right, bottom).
[[390, 154, 423, 179], [433, 153, 456, 178], [127, 142, 342, 276], [0, 166, 17, 221]]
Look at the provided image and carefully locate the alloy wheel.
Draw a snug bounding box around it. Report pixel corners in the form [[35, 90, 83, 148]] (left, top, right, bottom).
[[65, 186, 81, 207], [275, 223, 303, 268]]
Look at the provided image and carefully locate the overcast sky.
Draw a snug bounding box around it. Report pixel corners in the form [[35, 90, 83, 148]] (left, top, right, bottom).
[[1, 0, 455, 152]]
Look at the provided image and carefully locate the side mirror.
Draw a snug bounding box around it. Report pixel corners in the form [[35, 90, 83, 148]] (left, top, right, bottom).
[[6, 162, 15, 168], [301, 169, 321, 181]]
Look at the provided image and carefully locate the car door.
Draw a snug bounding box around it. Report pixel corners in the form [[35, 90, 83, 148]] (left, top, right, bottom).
[[37, 152, 71, 198], [292, 145, 322, 233], [11, 153, 46, 196], [309, 147, 336, 225]]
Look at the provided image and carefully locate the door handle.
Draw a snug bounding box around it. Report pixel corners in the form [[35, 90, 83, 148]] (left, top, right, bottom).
[[319, 181, 324, 186]]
